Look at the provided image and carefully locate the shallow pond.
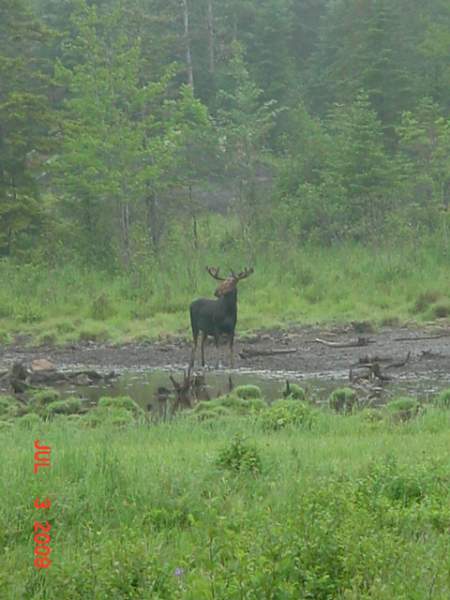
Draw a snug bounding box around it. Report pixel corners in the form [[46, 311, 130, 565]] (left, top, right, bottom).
[[59, 365, 450, 412]]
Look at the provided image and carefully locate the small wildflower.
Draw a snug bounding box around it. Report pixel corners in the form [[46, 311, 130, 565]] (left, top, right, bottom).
[[174, 567, 184, 577]]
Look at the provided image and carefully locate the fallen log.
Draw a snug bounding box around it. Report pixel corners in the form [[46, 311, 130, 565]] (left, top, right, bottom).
[[393, 332, 450, 342], [239, 347, 298, 359], [314, 337, 375, 348]]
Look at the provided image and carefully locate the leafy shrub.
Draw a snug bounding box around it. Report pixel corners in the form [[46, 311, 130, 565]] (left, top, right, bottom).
[[234, 384, 262, 399], [216, 434, 262, 474], [46, 397, 82, 416], [260, 399, 313, 431], [82, 407, 136, 428], [17, 413, 42, 429], [192, 394, 266, 420], [283, 382, 306, 401], [385, 397, 420, 422], [434, 388, 450, 409], [98, 396, 143, 418], [328, 387, 358, 413], [30, 388, 60, 407], [0, 396, 20, 418], [105, 409, 136, 428]]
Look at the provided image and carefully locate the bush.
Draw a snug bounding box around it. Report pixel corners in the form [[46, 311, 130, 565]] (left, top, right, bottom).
[[216, 435, 262, 474], [98, 396, 143, 418], [282, 382, 306, 401], [192, 394, 266, 419], [260, 399, 313, 431], [234, 385, 262, 400], [385, 397, 420, 422], [328, 388, 358, 414], [46, 397, 82, 416], [0, 395, 20, 418], [17, 413, 43, 429], [30, 388, 60, 407], [434, 389, 450, 409]]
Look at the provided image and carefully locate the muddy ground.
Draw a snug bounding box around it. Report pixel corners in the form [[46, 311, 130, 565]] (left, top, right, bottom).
[[1, 324, 450, 385]]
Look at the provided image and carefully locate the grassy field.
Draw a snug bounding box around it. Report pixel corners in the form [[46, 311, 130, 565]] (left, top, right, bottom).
[[1, 219, 450, 345], [2, 393, 450, 599]]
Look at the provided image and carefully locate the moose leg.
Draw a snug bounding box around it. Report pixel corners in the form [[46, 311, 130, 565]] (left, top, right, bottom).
[[229, 334, 235, 369], [214, 333, 220, 368], [189, 332, 198, 370], [200, 332, 207, 367]]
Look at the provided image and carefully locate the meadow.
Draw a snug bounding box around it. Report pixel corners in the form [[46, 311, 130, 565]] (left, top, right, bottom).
[[2, 388, 450, 599], [1, 218, 450, 345]]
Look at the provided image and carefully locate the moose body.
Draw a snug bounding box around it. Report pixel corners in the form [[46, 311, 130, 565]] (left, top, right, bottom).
[[189, 267, 253, 369]]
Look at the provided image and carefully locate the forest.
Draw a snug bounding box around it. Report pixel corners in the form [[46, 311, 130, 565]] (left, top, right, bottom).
[[1, 0, 450, 337]]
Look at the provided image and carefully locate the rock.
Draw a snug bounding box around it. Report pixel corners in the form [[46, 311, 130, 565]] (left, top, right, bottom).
[[31, 359, 56, 372]]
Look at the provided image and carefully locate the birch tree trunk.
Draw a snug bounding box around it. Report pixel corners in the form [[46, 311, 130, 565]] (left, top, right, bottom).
[[181, 0, 194, 89], [206, 0, 215, 75]]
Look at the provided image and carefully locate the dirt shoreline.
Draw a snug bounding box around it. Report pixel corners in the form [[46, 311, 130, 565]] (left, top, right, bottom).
[[2, 324, 450, 384]]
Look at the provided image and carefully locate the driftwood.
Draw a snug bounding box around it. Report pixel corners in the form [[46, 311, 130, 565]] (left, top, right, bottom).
[[350, 362, 391, 383], [384, 352, 411, 370], [239, 347, 298, 359], [349, 353, 410, 383], [169, 371, 203, 409], [6, 361, 117, 395], [393, 332, 450, 342], [353, 354, 394, 365], [314, 337, 375, 348]]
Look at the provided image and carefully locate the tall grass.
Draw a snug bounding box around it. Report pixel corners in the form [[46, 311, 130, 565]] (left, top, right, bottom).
[[1, 216, 450, 343], [2, 411, 450, 598]]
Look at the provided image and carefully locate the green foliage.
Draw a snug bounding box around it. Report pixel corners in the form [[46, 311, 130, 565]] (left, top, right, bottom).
[[216, 434, 262, 474], [434, 389, 450, 409], [46, 397, 82, 416], [260, 399, 313, 431], [234, 384, 262, 399], [97, 395, 144, 418], [30, 388, 60, 407], [2, 402, 450, 597], [90, 293, 115, 321], [16, 412, 42, 429], [191, 393, 266, 421], [0, 396, 20, 419], [385, 397, 420, 421], [283, 382, 306, 401], [329, 388, 358, 414]]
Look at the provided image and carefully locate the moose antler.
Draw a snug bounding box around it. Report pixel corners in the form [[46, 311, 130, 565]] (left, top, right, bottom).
[[235, 267, 254, 281], [206, 266, 226, 281]]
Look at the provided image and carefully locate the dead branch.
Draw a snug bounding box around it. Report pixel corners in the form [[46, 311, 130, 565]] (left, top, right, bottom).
[[393, 332, 450, 342], [239, 347, 298, 359], [314, 337, 375, 348], [384, 352, 411, 370]]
